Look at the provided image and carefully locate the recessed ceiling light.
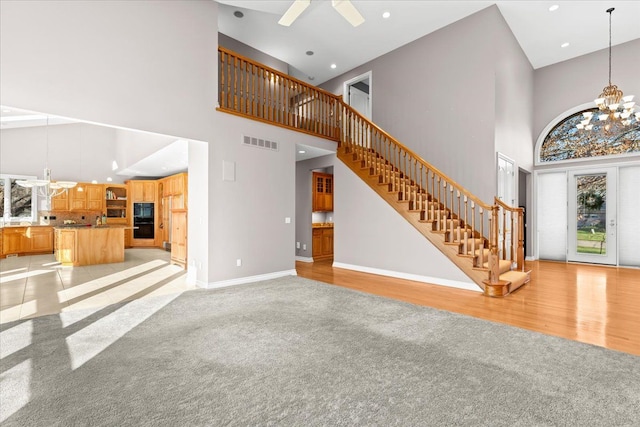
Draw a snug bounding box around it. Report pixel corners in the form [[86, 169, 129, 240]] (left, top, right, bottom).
[[306, 50, 314, 56], [330, 64, 337, 69], [549, 5, 559, 12], [382, 11, 390, 19], [298, 150, 306, 154], [107, 177, 113, 182], [233, 11, 244, 18], [561, 42, 570, 48]]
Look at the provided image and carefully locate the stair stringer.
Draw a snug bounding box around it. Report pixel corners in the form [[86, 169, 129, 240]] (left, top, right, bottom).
[[334, 150, 487, 292], [337, 148, 490, 291]]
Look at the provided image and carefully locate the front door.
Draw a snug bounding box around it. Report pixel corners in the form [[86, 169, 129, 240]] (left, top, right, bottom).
[[567, 168, 617, 265]]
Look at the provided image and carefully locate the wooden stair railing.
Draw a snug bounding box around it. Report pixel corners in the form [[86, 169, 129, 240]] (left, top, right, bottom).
[[218, 47, 342, 141], [217, 47, 530, 296]]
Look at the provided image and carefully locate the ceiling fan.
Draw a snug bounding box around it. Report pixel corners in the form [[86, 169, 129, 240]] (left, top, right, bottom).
[[278, 0, 365, 27]]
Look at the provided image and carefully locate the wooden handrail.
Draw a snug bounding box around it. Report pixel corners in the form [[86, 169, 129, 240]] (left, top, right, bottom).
[[217, 47, 526, 283]]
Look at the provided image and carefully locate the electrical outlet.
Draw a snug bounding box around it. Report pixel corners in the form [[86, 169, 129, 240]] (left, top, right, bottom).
[[296, 242, 300, 249], [236, 259, 242, 267], [302, 244, 306, 251]]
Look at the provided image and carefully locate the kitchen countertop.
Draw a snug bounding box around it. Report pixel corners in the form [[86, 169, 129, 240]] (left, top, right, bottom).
[[0, 224, 55, 229], [53, 224, 132, 229], [312, 223, 334, 229]]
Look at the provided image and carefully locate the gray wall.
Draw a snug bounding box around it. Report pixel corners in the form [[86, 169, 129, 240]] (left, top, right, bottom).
[[0, 0, 338, 287], [322, 5, 534, 205], [218, 33, 289, 75], [534, 39, 640, 146], [295, 154, 336, 259], [334, 160, 475, 289]]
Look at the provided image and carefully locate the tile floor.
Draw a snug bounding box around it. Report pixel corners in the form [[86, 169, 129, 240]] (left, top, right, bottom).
[[0, 248, 194, 324]]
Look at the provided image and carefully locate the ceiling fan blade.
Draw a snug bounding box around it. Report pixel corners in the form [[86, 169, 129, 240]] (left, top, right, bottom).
[[278, 0, 311, 27], [331, 0, 364, 27]]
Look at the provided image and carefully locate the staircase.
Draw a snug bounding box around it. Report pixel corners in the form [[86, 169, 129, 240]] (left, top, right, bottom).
[[337, 144, 529, 296], [217, 46, 530, 296]]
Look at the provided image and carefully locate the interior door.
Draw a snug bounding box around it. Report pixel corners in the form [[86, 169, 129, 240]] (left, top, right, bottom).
[[567, 168, 617, 265]]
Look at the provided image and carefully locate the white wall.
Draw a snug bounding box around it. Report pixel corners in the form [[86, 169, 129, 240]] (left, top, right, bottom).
[[114, 129, 176, 175], [1, 0, 217, 284]]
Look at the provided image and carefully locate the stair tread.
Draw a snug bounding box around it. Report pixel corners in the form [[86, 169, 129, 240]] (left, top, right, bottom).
[[483, 260, 513, 274]]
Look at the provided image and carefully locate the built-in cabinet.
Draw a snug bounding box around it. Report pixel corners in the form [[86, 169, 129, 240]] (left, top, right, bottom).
[[171, 209, 187, 267], [105, 185, 128, 222], [68, 184, 104, 211], [1, 226, 54, 257], [130, 180, 157, 203], [312, 226, 333, 260], [313, 172, 333, 212]]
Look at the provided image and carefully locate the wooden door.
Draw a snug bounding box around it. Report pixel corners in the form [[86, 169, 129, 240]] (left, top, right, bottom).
[[313, 173, 325, 212], [323, 176, 333, 212], [171, 210, 187, 266], [322, 228, 333, 256], [312, 229, 322, 257]]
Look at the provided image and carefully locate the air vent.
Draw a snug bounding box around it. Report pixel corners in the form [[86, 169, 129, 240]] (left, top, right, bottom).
[[242, 135, 279, 152]]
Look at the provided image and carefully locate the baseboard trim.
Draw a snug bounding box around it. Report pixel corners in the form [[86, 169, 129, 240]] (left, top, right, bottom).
[[332, 262, 481, 293], [295, 256, 314, 263], [525, 256, 536, 261], [200, 269, 298, 290]]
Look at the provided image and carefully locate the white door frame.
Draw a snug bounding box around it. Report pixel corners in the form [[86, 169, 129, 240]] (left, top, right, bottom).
[[343, 71, 372, 120]]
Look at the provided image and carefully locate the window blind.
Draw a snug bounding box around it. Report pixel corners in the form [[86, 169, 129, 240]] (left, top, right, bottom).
[[537, 172, 567, 261], [618, 166, 640, 267]]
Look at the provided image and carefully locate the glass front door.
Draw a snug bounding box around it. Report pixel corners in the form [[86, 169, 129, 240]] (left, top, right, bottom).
[[567, 168, 617, 265]]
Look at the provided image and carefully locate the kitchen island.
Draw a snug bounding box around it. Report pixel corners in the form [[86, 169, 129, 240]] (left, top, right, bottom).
[[54, 225, 126, 266]]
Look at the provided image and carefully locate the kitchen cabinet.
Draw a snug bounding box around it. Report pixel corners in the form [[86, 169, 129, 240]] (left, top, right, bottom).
[[54, 226, 124, 266], [312, 172, 333, 212], [312, 226, 333, 260], [171, 209, 187, 267], [1, 226, 53, 257], [105, 184, 128, 222], [68, 184, 103, 211], [51, 190, 69, 211], [129, 180, 157, 203], [160, 173, 188, 209]]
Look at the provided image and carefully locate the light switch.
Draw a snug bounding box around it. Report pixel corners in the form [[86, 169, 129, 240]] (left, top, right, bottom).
[[285, 217, 291, 223]]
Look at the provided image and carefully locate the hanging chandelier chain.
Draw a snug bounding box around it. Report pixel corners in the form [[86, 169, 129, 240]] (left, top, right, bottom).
[[607, 7, 613, 86]]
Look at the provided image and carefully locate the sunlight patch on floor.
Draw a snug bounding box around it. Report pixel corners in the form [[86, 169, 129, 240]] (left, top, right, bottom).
[[65, 292, 182, 370], [0, 359, 31, 422], [0, 267, 28, 276], [60, 264, 186, 327], [0, 269, 56, 284], [0, 320, 33, 360]]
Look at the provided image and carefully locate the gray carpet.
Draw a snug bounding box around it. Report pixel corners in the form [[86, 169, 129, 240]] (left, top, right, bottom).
[[1, 276, 639, 426]]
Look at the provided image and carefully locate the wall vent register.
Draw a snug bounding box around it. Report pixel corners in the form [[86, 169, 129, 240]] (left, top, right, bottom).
[[243, 135, 279, 151]]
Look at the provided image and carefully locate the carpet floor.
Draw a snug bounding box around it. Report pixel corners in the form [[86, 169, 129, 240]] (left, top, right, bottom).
[[1, 275, 638, 426]]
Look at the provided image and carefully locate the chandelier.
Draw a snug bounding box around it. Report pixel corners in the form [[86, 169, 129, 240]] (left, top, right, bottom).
[[16, 116, 77, 198], [577, 7, 638, 131]]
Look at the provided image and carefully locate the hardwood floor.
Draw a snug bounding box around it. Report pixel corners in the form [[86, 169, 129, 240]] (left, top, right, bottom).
[[296, 259, 640, 356]]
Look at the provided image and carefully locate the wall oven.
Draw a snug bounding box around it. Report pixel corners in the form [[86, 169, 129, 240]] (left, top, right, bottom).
[[133, 203, 154, 239]]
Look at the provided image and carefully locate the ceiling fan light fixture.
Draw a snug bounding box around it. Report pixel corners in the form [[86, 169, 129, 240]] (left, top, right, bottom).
[[278, 0, 311, 27], [332, 0, 365, 27]]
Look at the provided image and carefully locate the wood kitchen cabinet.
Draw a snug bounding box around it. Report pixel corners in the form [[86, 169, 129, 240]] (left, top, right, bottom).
[[51, 190, 69, 211], [1, 226, 53, 257], [171, 209, 187, 267], [312, 226, 333, 260], [129, 180, 157, 203], [68, 184, 103, 211], [312, 172, 333, 212]]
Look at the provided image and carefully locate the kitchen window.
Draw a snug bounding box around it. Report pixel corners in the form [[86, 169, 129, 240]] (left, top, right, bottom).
[[0, 175, 37, 223]]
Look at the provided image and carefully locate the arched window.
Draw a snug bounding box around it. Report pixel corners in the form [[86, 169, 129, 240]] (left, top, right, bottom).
[[539, 107, 640, 163]]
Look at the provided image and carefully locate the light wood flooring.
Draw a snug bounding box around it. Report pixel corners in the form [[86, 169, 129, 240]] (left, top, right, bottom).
[[296, 259, 640, 356]]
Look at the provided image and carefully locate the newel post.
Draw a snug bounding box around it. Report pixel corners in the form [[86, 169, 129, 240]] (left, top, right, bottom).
[[517, 208, 525, 271], [489, 205, 500, 284]]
